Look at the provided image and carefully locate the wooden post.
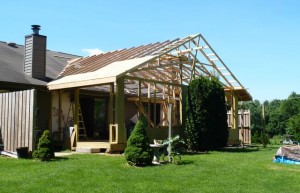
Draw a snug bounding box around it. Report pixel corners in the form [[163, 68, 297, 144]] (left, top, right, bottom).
[[138, 80, 141, 118], [231, 93, 239, 129], [58, 90, 62, 132], [153, 83, 157, 127], [109, 83, 118, 144], [249, 110, 252, 144], [228, 92, 239, 145], [74, 88, 80, 143], [147, 83, 151, 128], [179, 63, 183, 125], [49, 91, 53, 135], [109, 83, 114, 125], [167, 85, 170, 125], [168, 104, 173, 162], [116, 78, 125, 144], [240, 102, 244, 147], [162, 86, 166, 126]]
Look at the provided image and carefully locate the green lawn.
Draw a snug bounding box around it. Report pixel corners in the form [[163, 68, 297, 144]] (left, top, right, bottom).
[[0, 145, 299, 193]]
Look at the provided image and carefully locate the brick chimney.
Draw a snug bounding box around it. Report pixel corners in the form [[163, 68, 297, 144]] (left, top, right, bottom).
[[24, 25, 47, 80]]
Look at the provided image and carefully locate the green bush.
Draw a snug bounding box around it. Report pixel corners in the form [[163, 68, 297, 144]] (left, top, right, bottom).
[[251, 131, 261, 143], [251, 130, 270, 145], [33, 130, 54, 161], [269, 135, 283, 145], [125, 120, 153, 166]]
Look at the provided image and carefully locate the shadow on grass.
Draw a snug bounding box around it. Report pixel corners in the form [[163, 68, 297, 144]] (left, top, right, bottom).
[[181, 151, 211, 156], [217, 146, 260, 153], [30, 157, 69, 162], [220, 145, 280, 153], [179, 145, 270, 154], [23, 156, 69, 162], [52, 156, 69, 162], [176, 160, 194, 165], [148, 159, 195, 166]]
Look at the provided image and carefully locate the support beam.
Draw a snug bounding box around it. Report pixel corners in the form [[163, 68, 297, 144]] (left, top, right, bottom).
[[172, 86, 176, 125], [228, 92, 240, 145], [180, 86, 187, 126], [58, 90, 62, 132], [138, 80, 141, 118], [162, 86, 166, 126], [179, 64, 183, 125], [116, 78, 125, 143], [49, 91, 54, 133], [134, 102, 155, 128], [109, 83, 117, 144], [74, 88, 80, 143], [124, 75, 182, 87], [109, 83, 115, 125], [231, 93, 239, 129], [127, 96, 176, 104], [148, 83, 151, 128], [154, 83, 157, 127]]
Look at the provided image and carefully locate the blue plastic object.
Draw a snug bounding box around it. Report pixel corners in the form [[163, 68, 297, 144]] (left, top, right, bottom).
[[273, 156, 300, 165]]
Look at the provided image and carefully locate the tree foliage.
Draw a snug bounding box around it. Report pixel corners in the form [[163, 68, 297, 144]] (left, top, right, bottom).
[[287, 114, 300, 141], [246, 92, 300, 143], [265, 99, 285, 137], [125, 120, 153, 166], [185, 77, 228, 151], [242, 100, 262, 141]]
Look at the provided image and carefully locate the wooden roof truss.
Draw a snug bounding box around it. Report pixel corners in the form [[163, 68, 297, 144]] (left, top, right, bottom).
[[122, 34, 251, 101]]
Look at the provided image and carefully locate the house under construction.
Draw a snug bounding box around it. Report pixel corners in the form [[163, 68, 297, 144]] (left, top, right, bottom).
[[47, 34, 252, 152]]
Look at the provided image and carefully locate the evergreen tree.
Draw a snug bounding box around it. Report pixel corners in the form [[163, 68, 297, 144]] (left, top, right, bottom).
[[33, 130, 54, 161], [125, 120, 153, 166], [185, 77, 228, 151]]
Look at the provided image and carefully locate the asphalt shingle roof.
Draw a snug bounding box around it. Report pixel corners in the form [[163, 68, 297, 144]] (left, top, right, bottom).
[[0, 41, 80, 87]]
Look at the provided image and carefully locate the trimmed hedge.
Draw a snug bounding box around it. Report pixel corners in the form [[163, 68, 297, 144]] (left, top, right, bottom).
[[185, 77, 228, 151]]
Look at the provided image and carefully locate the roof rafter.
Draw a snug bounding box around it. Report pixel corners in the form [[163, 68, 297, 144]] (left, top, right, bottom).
[[49, 33, 251, 101]]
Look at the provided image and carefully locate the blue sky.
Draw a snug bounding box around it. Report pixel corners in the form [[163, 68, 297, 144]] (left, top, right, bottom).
[[1, 0, 300, 101]]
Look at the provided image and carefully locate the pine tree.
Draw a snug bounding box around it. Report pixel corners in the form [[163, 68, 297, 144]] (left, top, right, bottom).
[[125, 120, 153, 166], [33, 130, 55, 161]]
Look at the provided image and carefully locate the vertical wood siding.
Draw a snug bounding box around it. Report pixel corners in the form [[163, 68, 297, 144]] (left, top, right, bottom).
[[227, 110, 251, 128], [0, 89, 36, 152], [227, 110, 251, 144]]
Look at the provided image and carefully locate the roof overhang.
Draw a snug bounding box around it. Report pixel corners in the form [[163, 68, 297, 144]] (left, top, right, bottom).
[[47, 56, 155, 90], [225, 88, 252, 101]]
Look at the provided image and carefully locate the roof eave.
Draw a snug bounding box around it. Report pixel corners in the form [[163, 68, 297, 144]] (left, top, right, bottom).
[[48, 76, 116, 90]]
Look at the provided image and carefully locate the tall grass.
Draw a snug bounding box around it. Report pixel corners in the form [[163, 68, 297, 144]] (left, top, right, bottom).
[[0, 145, 299, 193]]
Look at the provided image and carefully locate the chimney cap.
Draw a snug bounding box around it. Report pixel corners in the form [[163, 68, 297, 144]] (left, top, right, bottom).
[[7, 42, 17, 48], [31, 25, 41, 35]]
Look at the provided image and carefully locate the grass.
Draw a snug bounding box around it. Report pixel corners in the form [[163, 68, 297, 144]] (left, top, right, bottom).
[[0, 145, 299, 193]]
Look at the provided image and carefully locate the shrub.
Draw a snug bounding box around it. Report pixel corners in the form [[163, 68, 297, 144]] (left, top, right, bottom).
[[125, 120, 153, 166], [33, 130, 54, 161], [251, 130, 270, 145], [251, 131, 261, 143], [269, 135, 283, 145]]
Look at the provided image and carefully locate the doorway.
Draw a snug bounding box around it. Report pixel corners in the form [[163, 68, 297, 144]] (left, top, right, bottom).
[[80, 97, 109, 141], [94, 98, 108, 140]]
